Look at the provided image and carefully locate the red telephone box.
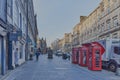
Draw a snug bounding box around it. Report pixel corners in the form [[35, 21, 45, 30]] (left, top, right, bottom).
[[88, 44, 102, 71], [72, 48, 79, 64], [79, 43, 91, 67], [79, 46, 89, 67]]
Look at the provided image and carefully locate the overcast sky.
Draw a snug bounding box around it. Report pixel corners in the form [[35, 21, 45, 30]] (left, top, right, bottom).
[[33, 0, 101, 46]]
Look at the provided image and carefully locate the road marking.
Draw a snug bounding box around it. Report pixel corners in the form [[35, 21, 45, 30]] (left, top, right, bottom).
[[55, 68, 69, 70]]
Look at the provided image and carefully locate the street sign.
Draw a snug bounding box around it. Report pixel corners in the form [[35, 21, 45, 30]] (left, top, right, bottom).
[[9, 33, 18, 41]]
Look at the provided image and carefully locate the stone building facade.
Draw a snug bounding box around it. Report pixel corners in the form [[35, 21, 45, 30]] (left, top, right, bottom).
[[73, 0, 120, 47]]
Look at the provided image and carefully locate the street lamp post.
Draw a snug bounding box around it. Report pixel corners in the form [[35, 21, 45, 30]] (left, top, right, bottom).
[[25, 0, 29, 61]]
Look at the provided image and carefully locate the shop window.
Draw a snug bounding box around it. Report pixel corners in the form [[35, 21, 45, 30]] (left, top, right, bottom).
[[107, 7, 110, 14], [106, 35, 110, 39], [93, 27, 96, 33], [23, 18, 25, 34], [112, 33, 118, 38], [83, 50, 87, 64], [20, 45, 23, 59], [101, 37, 105, 40], [113, 18, 119, 27], [112, 0, 117, 3], [95, 50, 100, 67], [7, 0, 12, 17], [19, 13, 22, 29], [106, 19, 111, 30], [101, 23, 105, 32], [90, 29, 92, 34], [98, 25, 100, 32]]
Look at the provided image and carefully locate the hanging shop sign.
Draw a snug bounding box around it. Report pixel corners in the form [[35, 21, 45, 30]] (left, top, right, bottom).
[[9, 30, 22, 41]]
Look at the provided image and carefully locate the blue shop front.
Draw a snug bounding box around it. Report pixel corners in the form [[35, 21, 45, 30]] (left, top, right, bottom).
[[8, 28, 25, 70], [0, 22, 7, 75], [0, 0, 7, 75]]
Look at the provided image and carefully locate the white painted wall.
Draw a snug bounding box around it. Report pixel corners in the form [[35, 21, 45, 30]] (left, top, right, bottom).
[[0, 0, 6, 21]]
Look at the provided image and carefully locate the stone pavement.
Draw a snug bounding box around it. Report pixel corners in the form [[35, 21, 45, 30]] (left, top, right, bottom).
[[2, 55, 120, 80]]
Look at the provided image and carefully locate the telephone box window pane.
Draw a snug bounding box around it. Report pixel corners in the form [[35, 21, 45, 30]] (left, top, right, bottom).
[[95, 50, 100, 67]]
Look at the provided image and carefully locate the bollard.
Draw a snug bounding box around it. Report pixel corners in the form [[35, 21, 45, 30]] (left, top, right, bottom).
[[115, 67, 120, 76]]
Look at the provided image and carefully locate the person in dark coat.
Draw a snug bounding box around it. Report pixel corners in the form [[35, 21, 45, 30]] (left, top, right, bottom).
[[36, 49, 40, 61]]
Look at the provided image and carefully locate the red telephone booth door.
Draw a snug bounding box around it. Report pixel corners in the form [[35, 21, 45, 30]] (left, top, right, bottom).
[[92, 46, 102, 70], [88, 46, 102, 71], [80, 47, 88, 67], [72, 48, 75, 63], [78, 47, 81, 65], [72, 48, 78, 64], [88, 46, 93, 70]]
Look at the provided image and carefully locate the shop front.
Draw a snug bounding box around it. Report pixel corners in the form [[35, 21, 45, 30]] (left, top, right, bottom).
[[8, 28, 22, 69], [0, 25, 7, 75]]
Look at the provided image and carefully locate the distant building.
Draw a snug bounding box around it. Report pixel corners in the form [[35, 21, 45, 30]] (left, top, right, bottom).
[[72, 23, 80, 48], [51, 33, 72, 53], [61, 33, 72, 53], [64, 33, 72, 53], [73, 0, 120, 47], [58, 38, 64, 52], [39, 38, 47, 54], [51, 39, 59, 52]]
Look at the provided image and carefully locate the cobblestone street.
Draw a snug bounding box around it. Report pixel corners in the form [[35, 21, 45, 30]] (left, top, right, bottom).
[[2, 55, 119, 80]]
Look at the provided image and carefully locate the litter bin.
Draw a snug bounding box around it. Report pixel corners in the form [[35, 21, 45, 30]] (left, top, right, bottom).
[[48, 53, 53, 59]]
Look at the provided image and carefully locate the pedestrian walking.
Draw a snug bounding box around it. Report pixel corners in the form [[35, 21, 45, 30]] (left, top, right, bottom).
[[14, 48, 19, 67], [36, 50, 40, 61]]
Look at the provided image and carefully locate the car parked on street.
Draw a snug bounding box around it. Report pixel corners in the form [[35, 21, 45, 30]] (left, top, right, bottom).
[[62, 53, 70, 60], [55, 52, 63, 56]]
